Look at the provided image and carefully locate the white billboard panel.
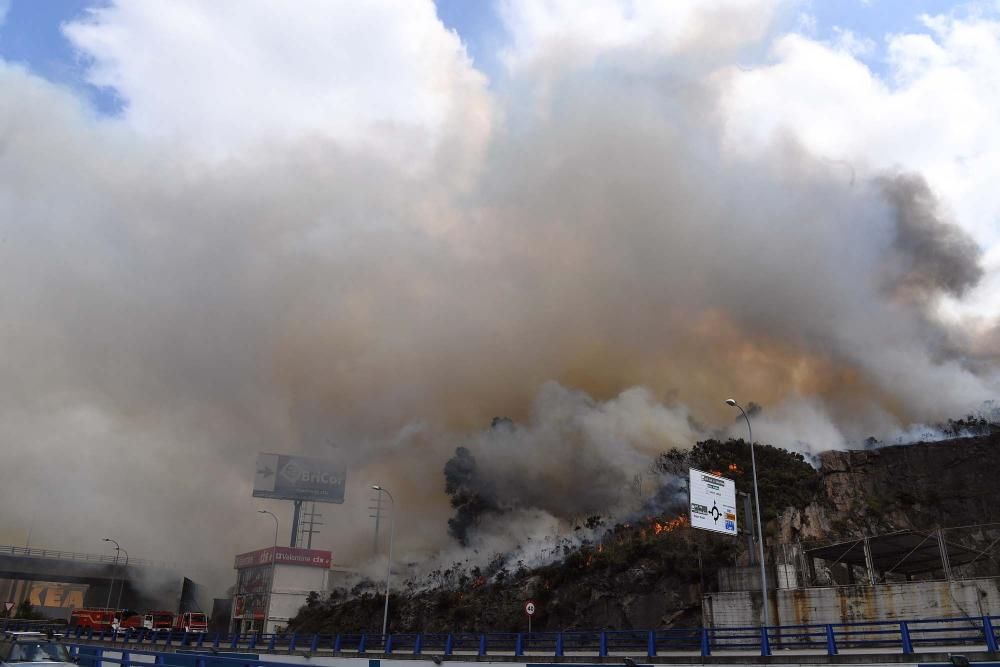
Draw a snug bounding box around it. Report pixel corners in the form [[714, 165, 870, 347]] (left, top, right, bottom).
[[253, 453, 346, 503], [689, 468, 738, 536]]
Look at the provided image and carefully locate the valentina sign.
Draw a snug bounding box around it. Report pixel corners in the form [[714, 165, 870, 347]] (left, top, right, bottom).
[[234, 546, 332, 570]]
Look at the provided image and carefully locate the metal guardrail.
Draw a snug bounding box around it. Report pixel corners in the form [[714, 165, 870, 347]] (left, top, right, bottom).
[[6, 615, 1000, 658], [0, 545, 180, 571]]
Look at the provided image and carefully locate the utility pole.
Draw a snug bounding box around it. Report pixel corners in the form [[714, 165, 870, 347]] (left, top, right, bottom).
[[298, 503, 323, 549], [369, 489, 384, 555]]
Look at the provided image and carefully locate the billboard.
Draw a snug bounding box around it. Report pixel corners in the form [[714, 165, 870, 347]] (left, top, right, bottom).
[[253, 453, 346, 503], [689, 468, 738, 536], [234, 546, 332, 570]]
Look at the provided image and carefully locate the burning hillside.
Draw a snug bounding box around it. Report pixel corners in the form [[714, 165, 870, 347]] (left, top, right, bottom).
[[290, 427, 1000, 633]]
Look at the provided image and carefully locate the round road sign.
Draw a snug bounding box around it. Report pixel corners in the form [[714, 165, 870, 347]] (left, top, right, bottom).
[[524, 600, 536, 616]]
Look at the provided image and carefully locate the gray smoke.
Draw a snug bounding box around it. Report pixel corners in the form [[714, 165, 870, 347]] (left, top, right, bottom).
[[0, 2, 996, 592], [879, 173, 984, 301]]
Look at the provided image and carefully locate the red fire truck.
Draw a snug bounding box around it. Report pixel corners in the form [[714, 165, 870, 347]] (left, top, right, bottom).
[[172, 612, 207, 633], [69, 608, 115, 632]]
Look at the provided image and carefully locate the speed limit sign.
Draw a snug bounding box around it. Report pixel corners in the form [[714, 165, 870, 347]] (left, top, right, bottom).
[[524, 600, 536, 616]]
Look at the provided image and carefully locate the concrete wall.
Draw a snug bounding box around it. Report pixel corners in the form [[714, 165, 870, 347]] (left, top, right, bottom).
[[703, 577, 1000, 627]]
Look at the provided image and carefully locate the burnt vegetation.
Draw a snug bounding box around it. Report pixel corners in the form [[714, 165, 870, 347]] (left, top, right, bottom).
[[290, 438, 823, 634]]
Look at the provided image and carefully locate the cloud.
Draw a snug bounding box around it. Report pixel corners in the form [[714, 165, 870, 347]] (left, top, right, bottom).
[[0, 0, 996, 588], [717, 10, 1000, 323], [62, 0, 492, 172]]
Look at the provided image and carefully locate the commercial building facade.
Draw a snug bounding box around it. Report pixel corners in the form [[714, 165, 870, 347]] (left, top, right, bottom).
[[230, 546, 331, 634]]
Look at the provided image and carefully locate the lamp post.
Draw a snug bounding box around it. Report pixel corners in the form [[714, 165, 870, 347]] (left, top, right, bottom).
[[258, 510, 279, 636], [102, 538, 120, 611], [371, 485, 395, 637], [725, 399, 770, 628], [114, 548, 129, 611]]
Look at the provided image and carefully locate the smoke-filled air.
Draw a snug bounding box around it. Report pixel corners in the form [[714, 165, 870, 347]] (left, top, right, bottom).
[[1, 0, 999, 590]]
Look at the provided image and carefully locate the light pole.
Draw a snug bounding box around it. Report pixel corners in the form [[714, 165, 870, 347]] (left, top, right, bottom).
[[725, 399, 770, 628], [371, 485, 395, 637], [115, 548, 129, 611], [258, 510, 279, 635], [102, 538, 120, 611]]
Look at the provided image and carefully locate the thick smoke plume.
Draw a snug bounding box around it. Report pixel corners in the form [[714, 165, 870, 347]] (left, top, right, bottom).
[[0, 1, 997, 591]]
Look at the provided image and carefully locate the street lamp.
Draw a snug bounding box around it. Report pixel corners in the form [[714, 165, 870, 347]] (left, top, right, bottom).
[[101, 538, 120, 611], [371, 485, 395, 637], [114, 548, 129, 611], [258, 510, 279, 635], [725, 399, 770, 628]]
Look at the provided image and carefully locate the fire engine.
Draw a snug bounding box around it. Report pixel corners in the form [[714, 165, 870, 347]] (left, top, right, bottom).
[[172, 612, 207, 633], [68, 608, 115, 632]]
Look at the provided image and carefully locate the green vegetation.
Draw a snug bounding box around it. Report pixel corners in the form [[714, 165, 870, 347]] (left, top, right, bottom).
[[653, 439, 821, 521]]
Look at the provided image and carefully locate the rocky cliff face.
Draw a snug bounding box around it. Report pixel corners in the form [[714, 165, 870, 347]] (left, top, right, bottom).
[[779, 434, 1000, 546]]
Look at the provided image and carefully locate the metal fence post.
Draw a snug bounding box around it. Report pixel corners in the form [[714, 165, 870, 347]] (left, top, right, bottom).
[[288, 633, 297, 653], [555, 633, 564, 657], [760, 626, 771, 657], [700, 628, 711, 657], [310, 634, 320, 653], [900, 621, 914, 655], [647, 630, 656, 657], [182, 631, 189, 646], [197, 632, 205, 648], [248, 633, 257, 650], [267, 633, 276, 651], [826, 624, 838, 656], [121, 650, 130, 667], [985, 616, 998, 652], [229, 632, 238, 649], [515, 633, 523, 657], [478, 634, 487, 656], [212, 632, 220, 649], [599, 631, 608, 657], [385, 634, 393, 655], [333, 634, 342, 653], [444, 634, 453, 656], [358, 633, 367, 654], [414, 634, 423, 655]]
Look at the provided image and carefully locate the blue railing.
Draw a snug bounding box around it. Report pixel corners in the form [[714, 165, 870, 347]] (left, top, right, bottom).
[[4, 614, 1000, 658]]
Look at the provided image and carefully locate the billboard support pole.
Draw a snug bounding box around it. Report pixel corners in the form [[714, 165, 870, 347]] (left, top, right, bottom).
[[290, 500, 303, 548]]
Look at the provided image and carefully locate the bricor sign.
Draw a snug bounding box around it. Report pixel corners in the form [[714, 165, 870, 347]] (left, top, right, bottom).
[[688, 468, 738, 536], [253, 453, 347, 503], [234, 546, 333, 570]]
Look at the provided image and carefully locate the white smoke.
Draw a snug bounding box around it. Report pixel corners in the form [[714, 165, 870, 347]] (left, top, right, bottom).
[[0, 1, 997, 595]]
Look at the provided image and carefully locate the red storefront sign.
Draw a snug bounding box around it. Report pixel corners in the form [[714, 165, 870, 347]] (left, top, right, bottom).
[[234, 546, 332, 570]]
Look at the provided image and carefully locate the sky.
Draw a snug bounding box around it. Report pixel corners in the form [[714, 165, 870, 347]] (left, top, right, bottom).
[[0, 0, 999, 589]]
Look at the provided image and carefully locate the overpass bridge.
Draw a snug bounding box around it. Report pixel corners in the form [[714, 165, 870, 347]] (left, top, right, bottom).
[[0, 545, 198, 618]]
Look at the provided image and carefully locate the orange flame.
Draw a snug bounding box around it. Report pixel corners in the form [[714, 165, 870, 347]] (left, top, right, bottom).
[[653, 515, 689, 535]]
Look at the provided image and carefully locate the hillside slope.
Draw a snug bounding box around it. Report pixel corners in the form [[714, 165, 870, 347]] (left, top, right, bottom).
[[290, 433, 1000, 634]]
